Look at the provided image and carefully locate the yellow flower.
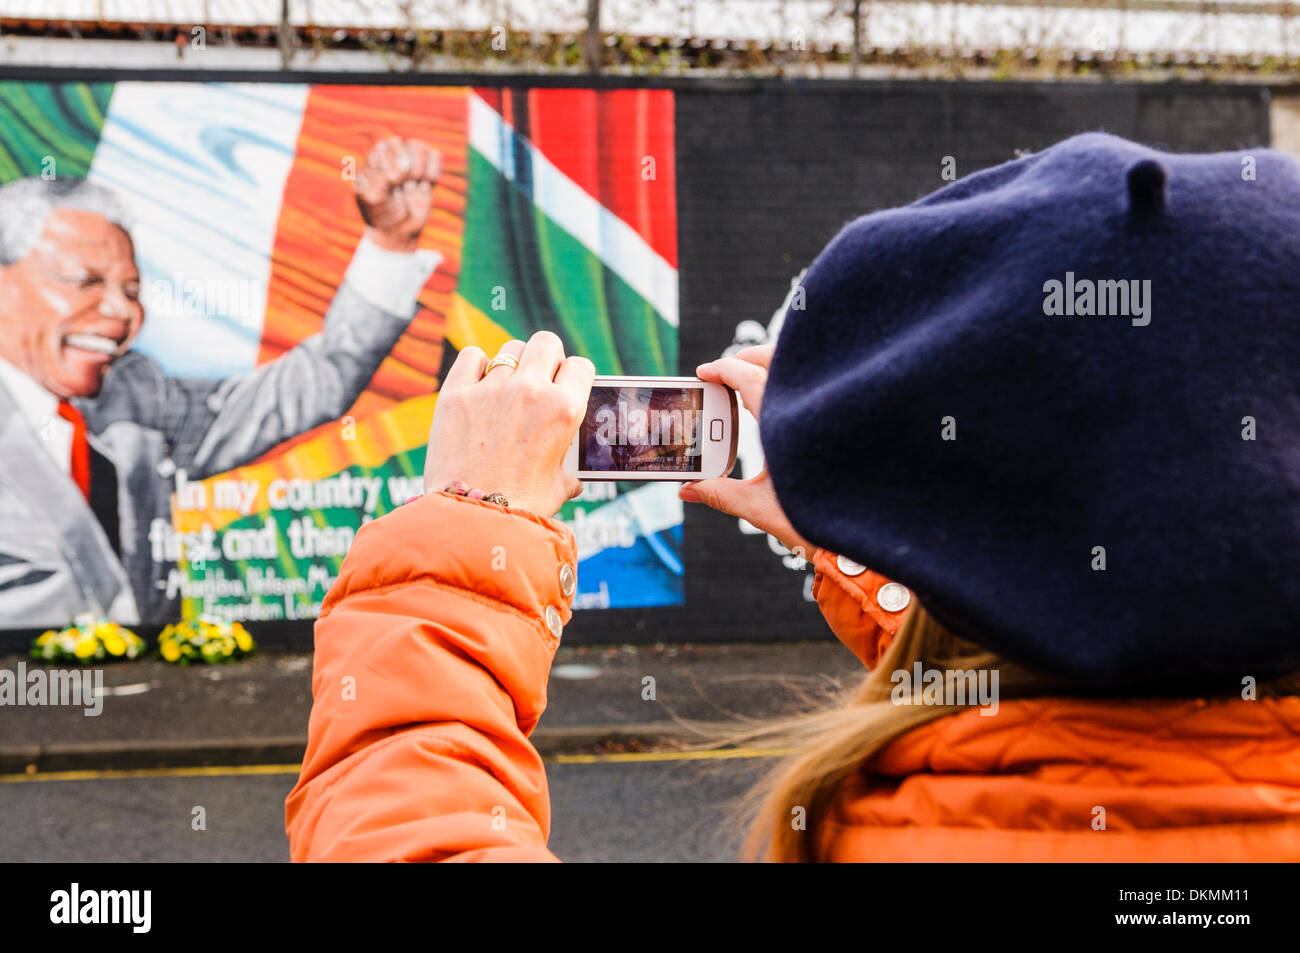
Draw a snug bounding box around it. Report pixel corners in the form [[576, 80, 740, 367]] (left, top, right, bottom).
[[103, 631, 127, 656], [36, 631, 55, 646], [161, 640, 181, 662], [234, 629, 253, 652], [74, 636, 98, 659]]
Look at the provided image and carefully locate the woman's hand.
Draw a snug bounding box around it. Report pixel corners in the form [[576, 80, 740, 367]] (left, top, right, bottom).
[[679, 345, 816, 558], [424, 331, 594, 518]]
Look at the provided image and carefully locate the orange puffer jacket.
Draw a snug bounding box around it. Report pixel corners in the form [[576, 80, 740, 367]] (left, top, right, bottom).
[[285, 491, 1300, 861]]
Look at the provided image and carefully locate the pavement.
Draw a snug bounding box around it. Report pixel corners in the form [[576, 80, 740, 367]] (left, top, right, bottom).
[[0, 641, 862, 775], [0, 758, 775, 861]]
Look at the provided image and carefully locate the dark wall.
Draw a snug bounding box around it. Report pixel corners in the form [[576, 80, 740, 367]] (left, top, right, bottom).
[[677, 82, 1270, 366]]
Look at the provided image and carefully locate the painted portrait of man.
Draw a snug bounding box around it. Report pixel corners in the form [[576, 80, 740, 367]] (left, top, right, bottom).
[[0, 137, 442, 625]]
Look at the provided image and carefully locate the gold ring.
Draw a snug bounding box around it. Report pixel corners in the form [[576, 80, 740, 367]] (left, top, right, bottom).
[[485, 353, 520, 374]]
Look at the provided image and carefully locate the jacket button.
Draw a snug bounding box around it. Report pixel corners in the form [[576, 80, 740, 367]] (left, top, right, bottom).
[[545, 605, 563, 639], [559, 563, 576, 598], [836, 554, 867, 577], [876, 583, 911, 613]]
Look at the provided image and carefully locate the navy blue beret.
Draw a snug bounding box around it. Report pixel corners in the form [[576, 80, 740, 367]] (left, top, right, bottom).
[[761, 132, 1300, 690]]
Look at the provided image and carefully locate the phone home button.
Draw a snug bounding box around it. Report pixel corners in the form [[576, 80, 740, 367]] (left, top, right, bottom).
[[709, 418, 723, 441]]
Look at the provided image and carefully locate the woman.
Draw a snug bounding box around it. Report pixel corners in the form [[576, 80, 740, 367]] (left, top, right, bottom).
[[285, 132, 1300, 861]]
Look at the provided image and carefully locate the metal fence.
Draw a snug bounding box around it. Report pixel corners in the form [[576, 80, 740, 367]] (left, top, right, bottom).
[[1, 0, 1297, 77]]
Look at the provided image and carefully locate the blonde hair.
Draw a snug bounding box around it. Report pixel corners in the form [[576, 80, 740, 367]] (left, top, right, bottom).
[[723, 603, 1300, 863]]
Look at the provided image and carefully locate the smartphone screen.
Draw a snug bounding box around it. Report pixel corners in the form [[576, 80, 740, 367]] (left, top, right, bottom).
[[579, 385, 705, 474]]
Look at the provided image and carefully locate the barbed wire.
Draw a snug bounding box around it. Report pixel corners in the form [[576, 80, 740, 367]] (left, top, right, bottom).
[[0, 0, 1296, 79]]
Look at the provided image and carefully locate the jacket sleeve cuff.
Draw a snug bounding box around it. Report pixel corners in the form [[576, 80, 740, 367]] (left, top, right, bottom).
[[324, 491, 578, 643], [811, 547, 910, 669]]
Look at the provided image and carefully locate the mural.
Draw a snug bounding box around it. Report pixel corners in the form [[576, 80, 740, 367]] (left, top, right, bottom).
[[0, 81, 681, 628]]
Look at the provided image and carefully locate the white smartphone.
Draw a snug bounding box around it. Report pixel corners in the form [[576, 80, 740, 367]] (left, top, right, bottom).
[[564, 376, 739, 481]]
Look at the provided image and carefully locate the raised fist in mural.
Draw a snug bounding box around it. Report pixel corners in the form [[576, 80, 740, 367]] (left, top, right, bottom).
[[355, 136, 442, 254]]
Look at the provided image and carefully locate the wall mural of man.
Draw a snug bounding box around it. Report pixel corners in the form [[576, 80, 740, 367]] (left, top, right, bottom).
[[0, 136, 441, 627]]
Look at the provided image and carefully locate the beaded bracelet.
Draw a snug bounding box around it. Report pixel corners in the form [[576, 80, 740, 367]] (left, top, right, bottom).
[[442, 480, 509, 508], [403, 483, 510, 507]]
